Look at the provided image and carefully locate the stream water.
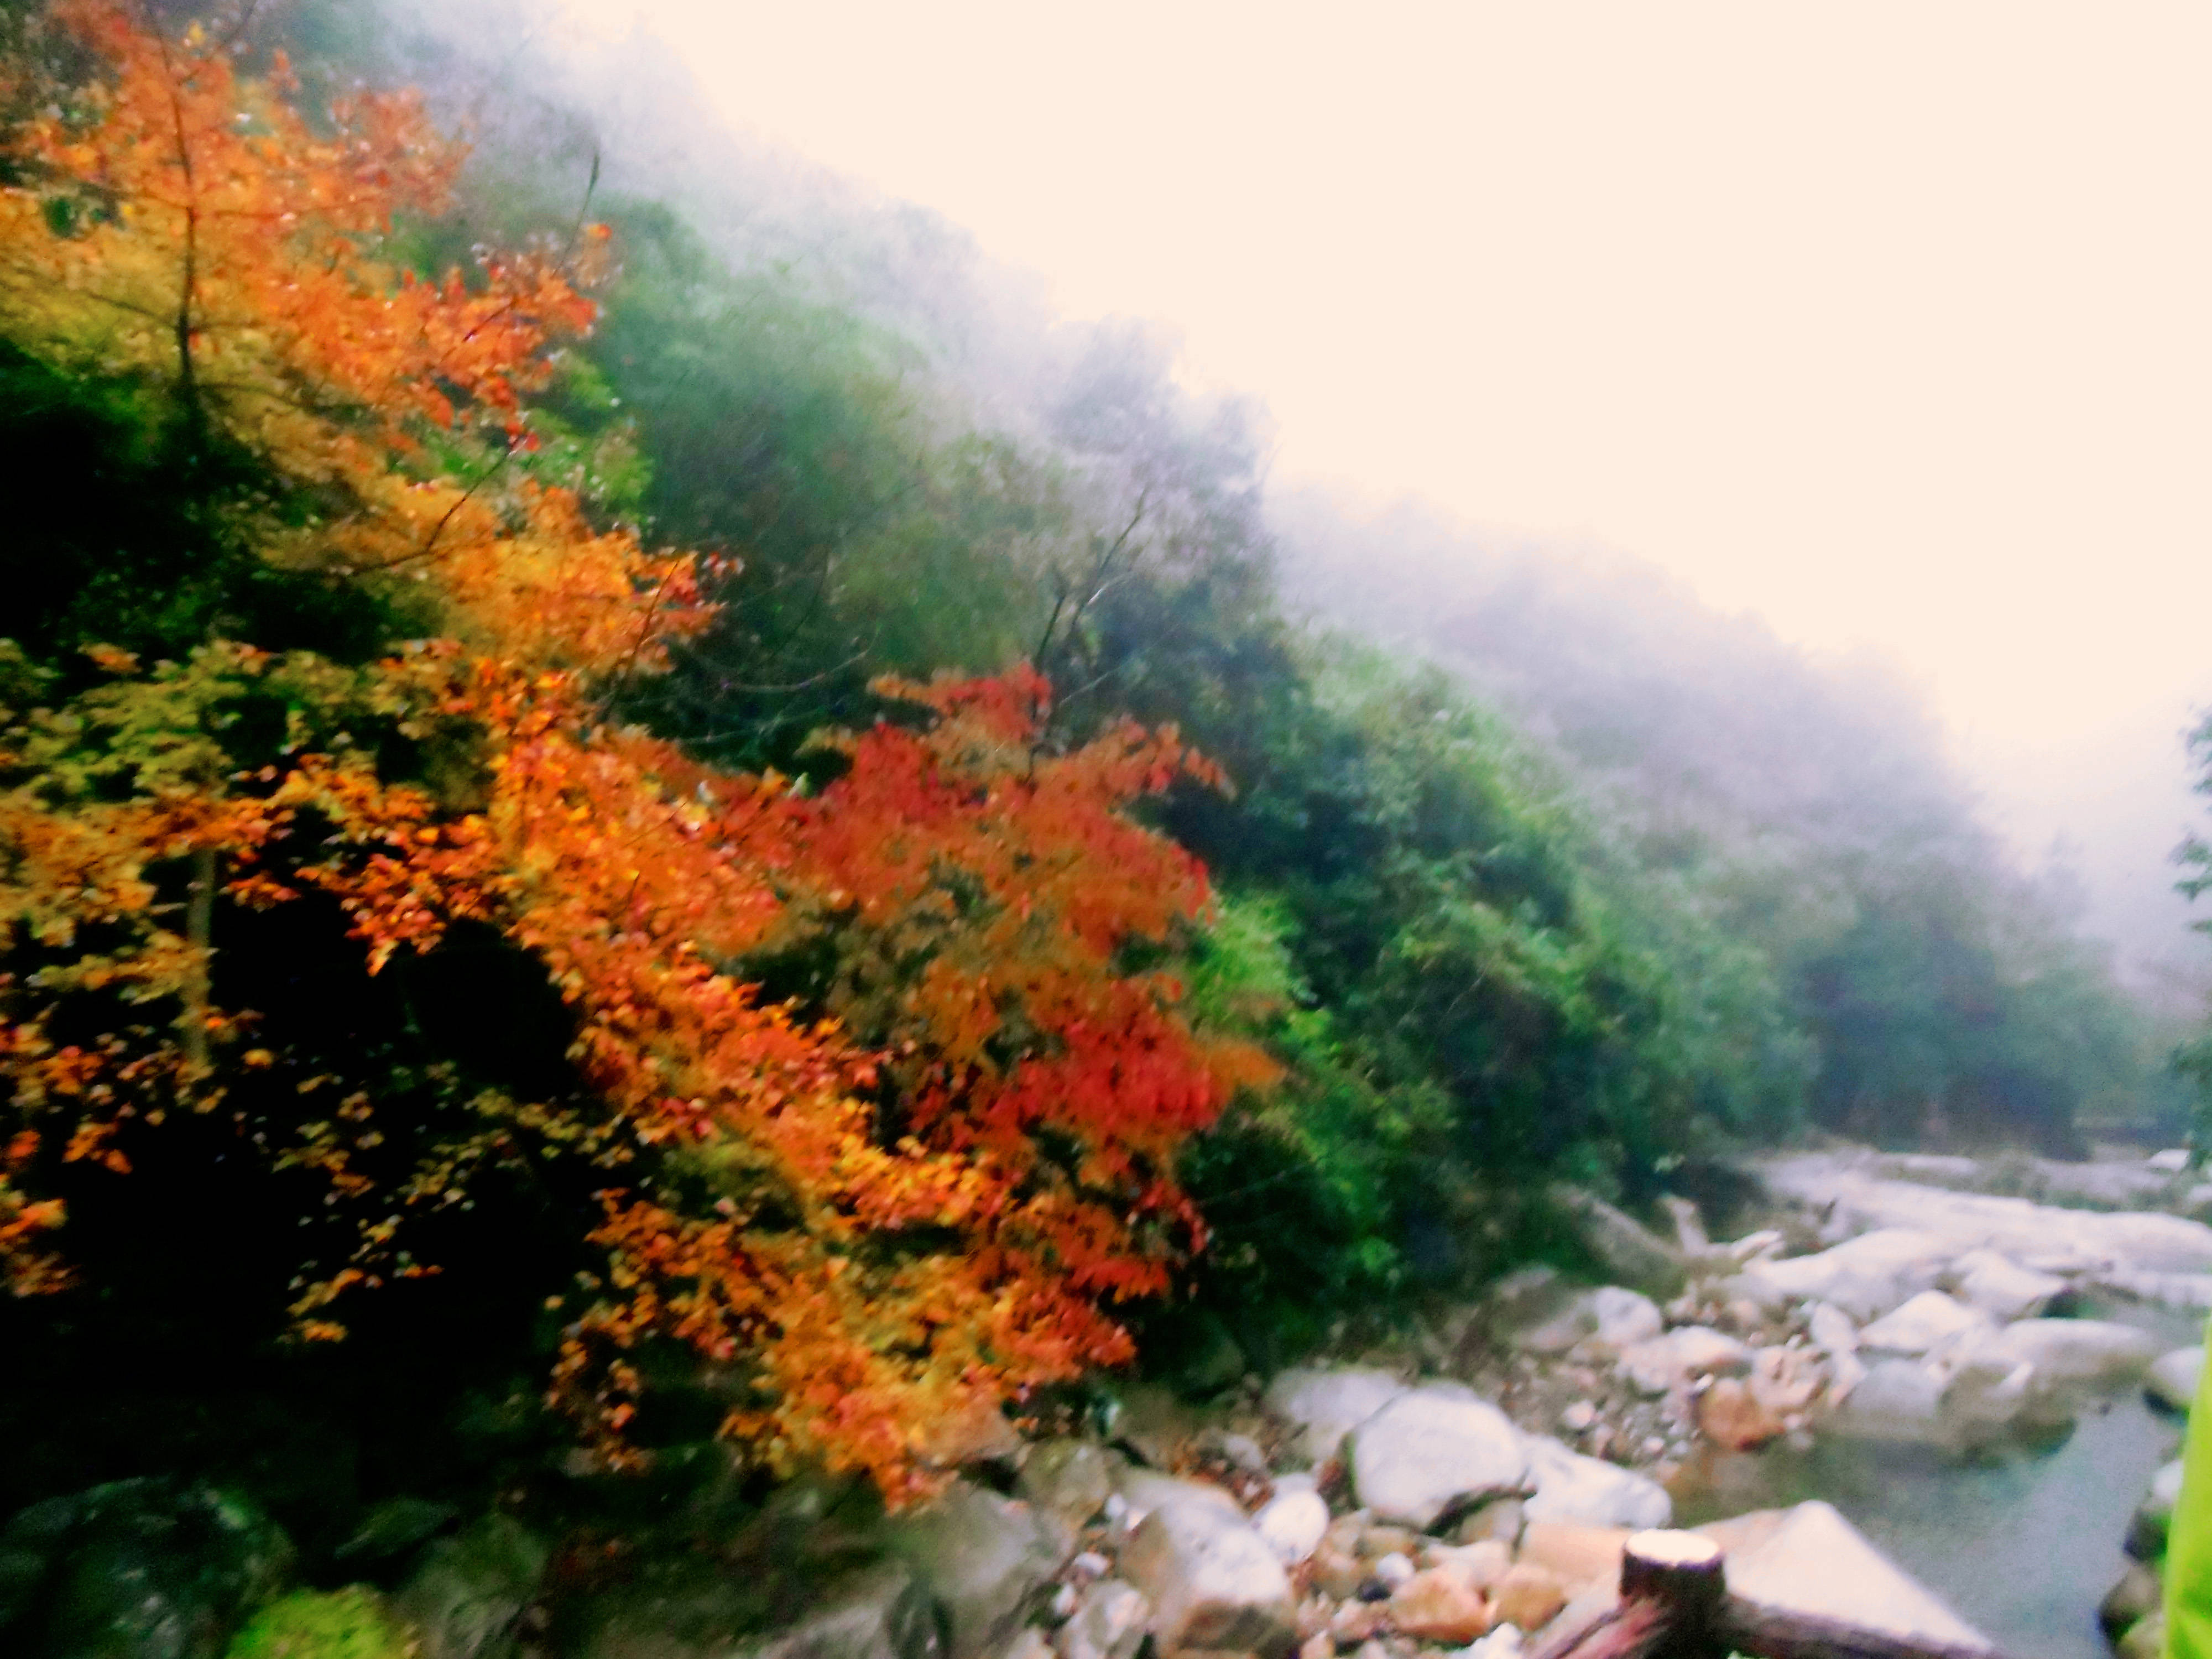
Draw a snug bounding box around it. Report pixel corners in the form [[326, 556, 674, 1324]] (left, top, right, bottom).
[[1670, 1299, 2201, 1659]]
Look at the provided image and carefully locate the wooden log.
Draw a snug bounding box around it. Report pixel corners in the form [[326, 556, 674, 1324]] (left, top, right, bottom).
[[1620, 1530, 1728, 1626], [1528, 1595, 1675, 1659]]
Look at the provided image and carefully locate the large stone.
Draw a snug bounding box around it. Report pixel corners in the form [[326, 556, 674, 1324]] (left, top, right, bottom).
[[1856, 1291, 1992, 1358], [1250, 1488, 1330, 1566], [1974, 1318, 2161, 1392], [1118, 1501, 1295, 1657], [395, 1514, 549, 1659], [1827, 1358, 1949, 1444], [1347, 1389, 1531, 1530], [734, 1565, 940, 1659], [1587, 1287, 1665, 1349], [0, 1479, 296, 1659], [1519, 1437, 1671, 1531], [1052, 1580, 1148, 1659], [1615, 1327, 1751, 1396], [1262, 1368, 1409, 1465], [2148, 1345, 2205, 1413], [1511, 1286, 1661, 1357], [886, 1483, 1066, 1659], [1017, 1443, 1118, 1542], [1109, 1470, 1241, 1530], [1741, 1230, 1955, 1323], [1723, 1501, 1991, 1651], [1945, 1249, 2067, 1322]]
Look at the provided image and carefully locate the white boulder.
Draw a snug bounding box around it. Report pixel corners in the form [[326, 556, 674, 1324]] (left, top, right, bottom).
[[1856, 1291, 1992, 1358], [1250, 1486, 1331, 1566], [1975, 1318, 2161, 1391], [1262, 1368, 1408, 1465], [1947, 1249, 2067, 1322], [1520, 1436, 1672, 1531], [1052, 1580, 1150, 1659], [2147, 1345, 2204, 1413], [1119, 1501, 1295, 1658], [1742, 1229, 1955, 1322], [1348, 1388, 1530, 1530]]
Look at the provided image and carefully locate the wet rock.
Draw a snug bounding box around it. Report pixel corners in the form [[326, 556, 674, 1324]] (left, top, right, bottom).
[[747, 1566, 942, 1659], [1828, 1358, 1949, 1444], [1346, 1390, 1530, 1530], [396, 1514, 549, 1659], [1946, 1249, 2067, 1323], [2118, 1609, 2166, 1659], [1052, 1579, 1149, 1659], [1388, 1569, 1493, 1644], [2127, 1459, 2187, 1561], [1974, 1318, 2161, 1392], [1489, 1563, 1567, 1634], [1588, 1287, 1665, 1349], [1740, 1229, 1955, 1323], [2100, 1562, 2163, 1642], [1251, 1489, 1331, 1567], [1519, 1437, 1671, 1531], [1856, 1291, 1991, 1358], [1264, 1369, 1410, 1466], [2147, 1345, 2204, 1413], [1697, 1378, 1787, 1451], [0, 1478, 296, 1659], [1616, 1327, 1751, 1395], [888, 1483, 1067, 1659], [1019, 1444, 1119, 1542], [1119, 1500, 1295, 1658], [1723, 1501, 1990, 1651], [1110, 1470, 1242, 1530]]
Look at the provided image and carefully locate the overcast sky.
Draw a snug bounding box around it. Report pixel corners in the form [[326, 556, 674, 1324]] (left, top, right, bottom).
[[558, 0, 2212, 957]]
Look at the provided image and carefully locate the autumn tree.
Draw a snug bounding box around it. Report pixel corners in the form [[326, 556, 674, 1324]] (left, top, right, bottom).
[[0, 0, 1260, 1500]]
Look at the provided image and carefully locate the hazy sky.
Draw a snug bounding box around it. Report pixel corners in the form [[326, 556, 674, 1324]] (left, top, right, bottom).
[[557, 0, 2212, 938]]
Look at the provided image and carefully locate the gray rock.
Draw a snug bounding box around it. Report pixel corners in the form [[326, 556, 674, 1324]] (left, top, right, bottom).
[[1856, 1291, 1992, 1358], [1725, 1501, 1990, 1651], [888, 1483, 1066, 1659], [1827, 1358, 1950, 1444], [2127, 1459, 2187, 1561], [1348, 1389, 1530, 1530], [2147, 1345, 2204, 1413], [1945, 1249, 2067, 1322], [1741, 1229, 1955, 1322], [1615, 1326, 1752, 1395], [1051, 1580, 1149, 1659], [1262, 1368, 1408, 1465], [1118, 1502, 1295, 1657], [1017, 1444, 1118, 1542], [1975, 1318, 2161, 1392], [1588, 1287, 1664, 1349], [1250, 1488, 1330, 1566], [1109, 1470, 1242, 1530], [397, 1514, 549, 1659], [0, 1479, 296, 1659], [1519, 1437, 1671, 1531]]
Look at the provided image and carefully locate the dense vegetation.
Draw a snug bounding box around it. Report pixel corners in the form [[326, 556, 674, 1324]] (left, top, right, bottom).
[[0, 3, 2187, 1652]]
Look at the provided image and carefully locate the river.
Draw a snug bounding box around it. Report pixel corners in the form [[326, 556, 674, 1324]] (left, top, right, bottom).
[[1671, 1287, 2199, 1659]]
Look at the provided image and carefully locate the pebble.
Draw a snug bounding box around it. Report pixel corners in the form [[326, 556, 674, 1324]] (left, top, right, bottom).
[[1071, 1551, 1111, 1580], [1051, 1583, 1078, 1619], [1374, 1551, 1416, 1585], [1102, 1493, 1128, 1524], [1561, 1400, 1599, 1432]]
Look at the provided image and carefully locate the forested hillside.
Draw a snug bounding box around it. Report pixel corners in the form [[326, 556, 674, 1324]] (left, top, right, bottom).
[[0, 6, 2189, 1648]]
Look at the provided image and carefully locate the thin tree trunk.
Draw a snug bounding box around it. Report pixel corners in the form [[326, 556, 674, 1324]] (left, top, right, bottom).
[[181, 844, 215, 1078]]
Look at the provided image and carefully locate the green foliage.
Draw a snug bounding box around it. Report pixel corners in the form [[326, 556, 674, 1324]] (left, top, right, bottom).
[[225, 1588, 415, 1659]]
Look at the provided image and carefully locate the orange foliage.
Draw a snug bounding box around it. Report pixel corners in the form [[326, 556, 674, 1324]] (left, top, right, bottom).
[[0, 2, 1267, 1498]]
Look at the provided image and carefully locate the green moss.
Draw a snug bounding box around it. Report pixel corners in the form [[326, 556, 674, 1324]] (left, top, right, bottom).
[[225, 1587, 416, 1659]]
